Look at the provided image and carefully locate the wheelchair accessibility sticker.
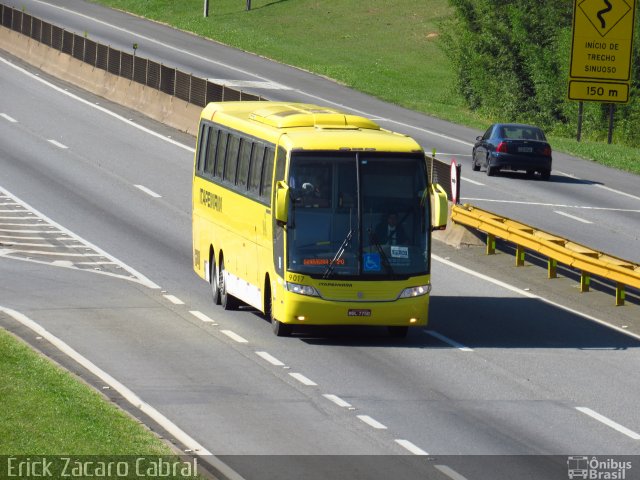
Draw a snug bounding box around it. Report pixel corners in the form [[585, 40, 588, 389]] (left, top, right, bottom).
[[363, 253, 381, 272]]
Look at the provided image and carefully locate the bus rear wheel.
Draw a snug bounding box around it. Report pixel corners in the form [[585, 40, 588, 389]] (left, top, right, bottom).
[[210, 258, 221, 305], [219, 258, 240, 311]]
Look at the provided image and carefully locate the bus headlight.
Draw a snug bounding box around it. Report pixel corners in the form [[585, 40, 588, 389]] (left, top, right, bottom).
[[399, 284, 431, 298], [286, 282, 320, 297]]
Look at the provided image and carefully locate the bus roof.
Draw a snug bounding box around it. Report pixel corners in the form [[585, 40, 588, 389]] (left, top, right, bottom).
[[200, 102, 424, 153]]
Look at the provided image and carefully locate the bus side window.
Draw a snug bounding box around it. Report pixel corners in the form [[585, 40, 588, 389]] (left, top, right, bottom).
[[215, 131, 228, 179], [249, 143, 265, 195], [225, 135, 240, 184], [205, 127, 219, 177], [237, 139, 252, 190], [197, 123, 209, 174], [260, 147, 275, 204]]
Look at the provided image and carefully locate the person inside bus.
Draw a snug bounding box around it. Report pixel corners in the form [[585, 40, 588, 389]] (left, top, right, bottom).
[[301, 180, 329, 208], [374, 212, 407, 245]]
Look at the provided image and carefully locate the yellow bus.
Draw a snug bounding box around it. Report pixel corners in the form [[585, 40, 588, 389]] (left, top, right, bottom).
[[192, 102, 448, 337]]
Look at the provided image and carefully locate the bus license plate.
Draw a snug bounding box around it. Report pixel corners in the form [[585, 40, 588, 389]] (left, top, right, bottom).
[[348, 309, 371, 317]]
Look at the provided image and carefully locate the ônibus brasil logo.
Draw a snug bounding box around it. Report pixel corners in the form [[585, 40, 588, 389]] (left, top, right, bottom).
[[567, 456, 632, 479]]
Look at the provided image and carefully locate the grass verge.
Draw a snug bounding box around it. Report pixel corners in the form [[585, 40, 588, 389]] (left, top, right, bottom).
[[0, 327, 192, 468]]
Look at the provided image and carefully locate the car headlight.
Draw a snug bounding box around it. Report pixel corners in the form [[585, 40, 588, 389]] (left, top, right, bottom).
[[398, 284, 431, 298], [286, 282, 320, 297]]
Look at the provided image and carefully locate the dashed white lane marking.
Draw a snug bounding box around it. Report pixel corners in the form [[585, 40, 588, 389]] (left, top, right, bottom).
[[0, 306, 214, 456], [221, 330, 249, 343], [255, 351, 285, 366], [554, 210, 593, 224], [462, 177, 485, 186], [207, 79, 291, 90], [289, 372, 317, 386], [163, 294, 184, 305], [48, 139, 68, 149], [434, 464, 469, 480], [576, 407, 640, 440], [322, 394, 352, 408], [189, 310, 217, 324], [134, 184, 162, 198], [357, 415, 387, 430], [425, 330, 473, 352], [1, 113, 17, 122], [395, 439, 429, 455]]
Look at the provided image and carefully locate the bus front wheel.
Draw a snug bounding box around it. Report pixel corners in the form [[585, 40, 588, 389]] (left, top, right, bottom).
[[265, 286, 292, 337]]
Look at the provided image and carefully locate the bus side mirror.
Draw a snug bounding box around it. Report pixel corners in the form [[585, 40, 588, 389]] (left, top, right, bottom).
[[275, 181, 290, 225], [430, 183, 448, 231]]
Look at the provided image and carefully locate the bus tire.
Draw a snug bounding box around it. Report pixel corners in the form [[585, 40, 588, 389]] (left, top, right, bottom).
[[388, 326, 408, 338], [210, 258, 221, 305], [219, 258, 239, 311], [265, 286, 292, 337]]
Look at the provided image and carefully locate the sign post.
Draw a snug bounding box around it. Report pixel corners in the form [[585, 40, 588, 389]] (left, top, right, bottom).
[[568, 0, 636, 104]]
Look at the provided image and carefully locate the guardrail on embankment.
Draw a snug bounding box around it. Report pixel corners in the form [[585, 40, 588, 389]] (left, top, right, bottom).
[[451, 204, 640, 306]]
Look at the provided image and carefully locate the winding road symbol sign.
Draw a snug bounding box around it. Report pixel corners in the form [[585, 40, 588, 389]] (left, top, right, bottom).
[[579, 0, 631, 36]]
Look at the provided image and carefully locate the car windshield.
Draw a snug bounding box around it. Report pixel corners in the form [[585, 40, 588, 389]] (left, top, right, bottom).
[[286, 151, 430, 279]]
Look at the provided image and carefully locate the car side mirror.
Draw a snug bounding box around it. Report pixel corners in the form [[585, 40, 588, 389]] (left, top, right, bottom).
[[476, 135, 482, 141]]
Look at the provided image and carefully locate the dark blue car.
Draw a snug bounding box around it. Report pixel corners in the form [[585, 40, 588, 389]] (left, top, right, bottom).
[[472, 123, 552, 180]]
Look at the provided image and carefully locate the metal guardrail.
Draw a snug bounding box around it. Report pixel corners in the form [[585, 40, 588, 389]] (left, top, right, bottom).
[[451, 203, 640, 306], [0, 3, 262, 106]]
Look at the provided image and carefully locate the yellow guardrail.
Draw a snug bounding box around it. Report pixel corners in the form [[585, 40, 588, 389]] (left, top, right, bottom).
[[451, 204, 640, 306]]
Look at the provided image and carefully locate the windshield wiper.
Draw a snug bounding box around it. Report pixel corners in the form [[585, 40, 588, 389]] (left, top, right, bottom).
[[322, 228, 353, 279]]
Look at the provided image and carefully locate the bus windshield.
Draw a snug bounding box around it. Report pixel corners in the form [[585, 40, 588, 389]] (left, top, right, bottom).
[[286, 151, 430, 279]]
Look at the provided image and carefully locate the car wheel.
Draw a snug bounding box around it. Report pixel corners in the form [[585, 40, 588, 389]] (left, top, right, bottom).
[[472, 154, 480, 171], [219, 258, 240, 310], [210, 257, 221, 305]]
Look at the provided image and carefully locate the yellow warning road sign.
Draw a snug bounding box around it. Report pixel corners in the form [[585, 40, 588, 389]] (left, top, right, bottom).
[[570, 0, 636, 81]]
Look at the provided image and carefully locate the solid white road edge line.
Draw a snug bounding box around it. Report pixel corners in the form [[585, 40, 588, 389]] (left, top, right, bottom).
[[432, 255, 640, 343], [554, 210, 593, 224], [576, 407, 640, 440]]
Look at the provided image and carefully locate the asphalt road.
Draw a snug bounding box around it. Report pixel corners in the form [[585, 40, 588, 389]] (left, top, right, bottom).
[[2, 3, 640, 480], [15, 0, 640, 265]]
